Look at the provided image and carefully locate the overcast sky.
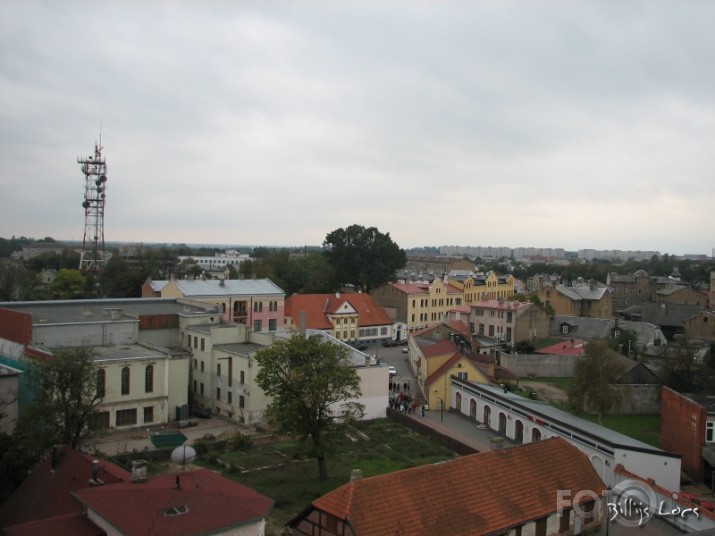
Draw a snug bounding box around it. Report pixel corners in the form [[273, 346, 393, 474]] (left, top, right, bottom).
[[1, 1, 713, 256]]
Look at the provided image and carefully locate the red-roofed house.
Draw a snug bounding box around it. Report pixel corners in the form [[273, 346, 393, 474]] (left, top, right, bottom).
[[409, 332, 489, 409], [73, 468, 273, 536], [0, 447, 273, 536], [288, 437, 605, 536], [284, 293, 394, 346]]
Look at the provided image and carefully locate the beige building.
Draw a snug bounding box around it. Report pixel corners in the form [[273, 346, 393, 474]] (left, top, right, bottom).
[[467, 299, 551, 344], [0, 298, 219, 430], [535, 279, 613, 319], [188, 325, 389, 425], [371, 273, 516, 333], [684, 310, 715, 344], [371, 278, 465, 333]]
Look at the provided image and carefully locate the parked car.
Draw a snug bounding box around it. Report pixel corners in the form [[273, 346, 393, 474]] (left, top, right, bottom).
[[401, 347, 409, 354], [383, 340, 401, 347], [388, 366, 397, 376]]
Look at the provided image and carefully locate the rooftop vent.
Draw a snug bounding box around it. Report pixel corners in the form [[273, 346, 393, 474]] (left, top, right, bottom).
[[163, 505, 189, 517]]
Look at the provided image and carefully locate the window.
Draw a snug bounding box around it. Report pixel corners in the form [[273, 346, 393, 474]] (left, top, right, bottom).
[[217, 363, 222, 376], [116, 408, 137, 427], [216, 387, 221, 401], [253, 320, 262, 332], [707, 422, 714, 442], [193, 337, 198, 349], [193, 380, 197, 392], [240, 371, 245, 384], [96, 369, 106, 398], [239, 395, 245, 408], [269, 319, 277, 331], [144, 406, 154, 424], [227, 391, 232, 404], [200, 338, 205, 351], [121, 367, 130, 395], [145, 365, 154, 393], [90, 411, 110, 428], [200, 361, 205, 372], [187, 335, 192, 347], [193, 358, 197, 369], [457, 371, 468, 380], [200, 382, 204, 395]]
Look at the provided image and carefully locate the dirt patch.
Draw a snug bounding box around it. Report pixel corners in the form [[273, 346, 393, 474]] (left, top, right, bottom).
[[520, 381, 568, 405]]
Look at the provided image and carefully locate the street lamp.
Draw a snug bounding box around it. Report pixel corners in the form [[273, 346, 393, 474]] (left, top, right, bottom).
[[440, 398, 444, 423]]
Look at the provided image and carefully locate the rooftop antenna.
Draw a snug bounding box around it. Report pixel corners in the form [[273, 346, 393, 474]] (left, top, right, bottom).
[[78, 127, 108, 272]]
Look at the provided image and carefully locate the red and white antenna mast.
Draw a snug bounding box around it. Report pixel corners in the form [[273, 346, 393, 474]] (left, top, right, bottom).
[[78, 135, 108, 272]]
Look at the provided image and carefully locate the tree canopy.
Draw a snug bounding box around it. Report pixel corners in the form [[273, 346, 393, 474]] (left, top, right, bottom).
[[568, 341, 626, 423], [16, 347, 107, 451], [323, 225, 406, 293], [254, 334, 365, 479]]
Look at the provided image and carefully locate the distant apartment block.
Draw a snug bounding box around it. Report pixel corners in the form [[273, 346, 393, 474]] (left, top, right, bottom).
[[578, 249, 660, 262], [177, 249, 251, 273]]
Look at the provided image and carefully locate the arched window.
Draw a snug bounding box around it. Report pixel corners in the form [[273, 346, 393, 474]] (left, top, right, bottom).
[[96, 369, 106, 398], [145, 365, 154, 393], [121, 367, 130, 395]]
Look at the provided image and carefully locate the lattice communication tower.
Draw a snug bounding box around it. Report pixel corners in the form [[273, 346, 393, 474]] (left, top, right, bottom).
[[78, 141, 108, 272]]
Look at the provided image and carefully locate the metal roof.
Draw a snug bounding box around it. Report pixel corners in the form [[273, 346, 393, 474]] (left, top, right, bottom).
[[165, 278, 284, 297]]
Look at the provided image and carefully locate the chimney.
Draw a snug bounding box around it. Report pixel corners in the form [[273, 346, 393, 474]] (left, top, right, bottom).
[[336, 291, 340, 299], [299, 311, 307, 337], [131, 459, 148, 483], [350, 469, 363, 481], [220, 278, 225, 287]]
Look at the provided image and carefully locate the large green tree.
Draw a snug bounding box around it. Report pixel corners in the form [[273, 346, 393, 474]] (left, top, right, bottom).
[[254, 335, 365, 480], [323, 225, 406, 293], [568, 341, 626, 423], [16, 348, 107, 451]]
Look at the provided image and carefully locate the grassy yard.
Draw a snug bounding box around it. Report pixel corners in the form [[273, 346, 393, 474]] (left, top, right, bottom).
[[580, 414, 661, 447], [197, 419, 457, 535]]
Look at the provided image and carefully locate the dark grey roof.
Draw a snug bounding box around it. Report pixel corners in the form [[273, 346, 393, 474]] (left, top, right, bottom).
[[620, 303, 703, 327], [0, 298, 216, 325], [93, 344, 168, 362], [550, 316, 663, 345]]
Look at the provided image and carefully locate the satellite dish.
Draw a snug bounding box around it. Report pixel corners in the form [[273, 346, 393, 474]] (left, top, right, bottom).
[[170, 445, 197, 466]]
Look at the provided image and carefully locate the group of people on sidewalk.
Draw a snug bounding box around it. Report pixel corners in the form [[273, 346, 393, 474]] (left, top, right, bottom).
[[388, 379, 427, 417]]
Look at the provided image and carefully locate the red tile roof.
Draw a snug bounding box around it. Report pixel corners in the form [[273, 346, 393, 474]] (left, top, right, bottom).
[[301, 438, 605, 535], [537, 339, 586, 356], [420, 339, 459, 358], [0, 447, 131, 528], [3, 512, 104, 536], [285, 293, 392, 330], [73, 468, 273, 536]]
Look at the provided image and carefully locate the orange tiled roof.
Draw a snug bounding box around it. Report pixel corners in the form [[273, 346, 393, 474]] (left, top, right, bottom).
[[285, 293, 393, 330], [308, 437, 605, 535], [420, 339, 459, 358]]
